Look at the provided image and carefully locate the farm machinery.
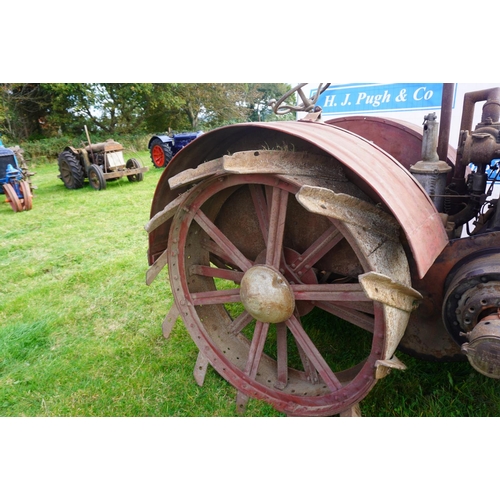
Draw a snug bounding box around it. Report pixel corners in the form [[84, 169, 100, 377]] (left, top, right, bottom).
[[0, 139, 34, 212], [145, 83, 500, 416], [58, 127, 148, 190], [148, 131, 204, 168]]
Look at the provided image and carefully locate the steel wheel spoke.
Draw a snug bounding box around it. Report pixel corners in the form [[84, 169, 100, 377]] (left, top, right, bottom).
[[291, 283, 370, 302], [191, 289, 241, 306], [275, 322, 288, 389], [296, 341, 320, 384], [266, 187, 288, 268], [244, 321, 270, 379], [292, 225, 345, 273], [249, 184, 269, 242], [228, 310, 254, 335], [195, 209, 253, 272], [189, 264, 243, 283], [201, 239, 244, 271], [286, 314, 342, 391], [316, 301, 375, 332]]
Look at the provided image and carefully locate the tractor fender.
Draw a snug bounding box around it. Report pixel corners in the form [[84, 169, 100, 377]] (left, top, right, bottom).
[[148, 135, 173, 149], [148, 120, 448, 279], [63, 146, 80, 156], [326, 115, 457, 173]]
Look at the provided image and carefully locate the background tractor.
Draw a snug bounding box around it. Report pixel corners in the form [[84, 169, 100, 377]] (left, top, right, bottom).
[[145, 83, 500, 417], [148, 131, 203, 168], [0, 138, 34, 212], [58, 126, 148, 191]]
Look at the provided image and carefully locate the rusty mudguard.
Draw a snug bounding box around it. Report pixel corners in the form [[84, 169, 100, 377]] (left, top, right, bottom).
[[148, 120, 448, 281]]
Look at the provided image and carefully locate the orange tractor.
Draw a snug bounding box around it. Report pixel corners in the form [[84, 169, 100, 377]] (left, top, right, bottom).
[[145, 83, 500, 416]]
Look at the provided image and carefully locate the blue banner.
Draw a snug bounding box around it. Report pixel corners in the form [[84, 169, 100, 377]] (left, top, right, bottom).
[[313, 83, 449, 115]]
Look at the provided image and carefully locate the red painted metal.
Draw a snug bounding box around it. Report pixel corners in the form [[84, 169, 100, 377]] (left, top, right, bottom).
[[151, 144, 166, 167], [327, 115, 457, 172], [401, 231, 500, 360], [149, 120, 448, 279], [147, 86, 500, 415], [166, 171, 391, 416], [3, 182, 23, 212]]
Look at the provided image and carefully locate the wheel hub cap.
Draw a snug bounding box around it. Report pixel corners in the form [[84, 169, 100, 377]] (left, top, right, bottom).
[[240, 265, 295, 323]]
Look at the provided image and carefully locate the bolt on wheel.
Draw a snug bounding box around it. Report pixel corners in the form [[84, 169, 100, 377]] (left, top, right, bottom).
[[166, 151, 413, 416]]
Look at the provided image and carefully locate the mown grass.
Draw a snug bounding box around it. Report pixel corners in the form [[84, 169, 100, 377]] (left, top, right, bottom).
[[1, 154, 499, 417]]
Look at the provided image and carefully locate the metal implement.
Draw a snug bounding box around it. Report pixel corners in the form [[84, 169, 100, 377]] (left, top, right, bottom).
[[146, 84, 500, 416], [0, 139, 34, 212]]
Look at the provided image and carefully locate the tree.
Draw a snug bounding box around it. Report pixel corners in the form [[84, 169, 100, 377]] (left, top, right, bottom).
[[170, 83, 256, 130], [244, 83, 296, 122], [0, 82, 297, 142], [142, 83, 187, 132], [44, 83, 160, 136], [0, 84, 53, 142]]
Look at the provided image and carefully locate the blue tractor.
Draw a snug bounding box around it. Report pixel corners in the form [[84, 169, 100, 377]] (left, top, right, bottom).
[[0, 138, 33, 212], [148, 131, 203, 168]]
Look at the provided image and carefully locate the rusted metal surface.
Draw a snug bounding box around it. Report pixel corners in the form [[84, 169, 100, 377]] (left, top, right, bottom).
[[152, 147, 418, 417], [461, 318, 500, 379], [146, 85, 500, 416], [437, 83, 455, 163], [400, 231, 500, 360], [148, 121, 448, 280], [455, 87, 500, 181], [326, 115, 457, 173], [442, 252, 500, 342]]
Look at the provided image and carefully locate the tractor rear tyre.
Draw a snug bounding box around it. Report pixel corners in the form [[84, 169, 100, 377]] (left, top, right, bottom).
[[126, 158, 144, 182], [3, 183, 23, 212], [150, 139, 173, 168], [88, 164, 106, 190], [58, 150, 84, 189]]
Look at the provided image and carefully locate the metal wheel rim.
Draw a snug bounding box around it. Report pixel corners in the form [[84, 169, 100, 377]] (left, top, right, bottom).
[[60, 161, 73, 186], [88, 166, 105, 190], [168, 172, 389, 416], [151, 145, 165, 167]]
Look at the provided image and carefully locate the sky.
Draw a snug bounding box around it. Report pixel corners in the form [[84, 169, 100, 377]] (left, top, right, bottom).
[[5, 4, 494, 84]]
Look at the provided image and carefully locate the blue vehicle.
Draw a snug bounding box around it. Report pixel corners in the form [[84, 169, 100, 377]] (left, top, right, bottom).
[[148, 131, 203, 168], [0, 138, 33, 212]]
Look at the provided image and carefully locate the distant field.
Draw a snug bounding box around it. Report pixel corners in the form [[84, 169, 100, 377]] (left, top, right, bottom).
[[1, 153, 499, 417]]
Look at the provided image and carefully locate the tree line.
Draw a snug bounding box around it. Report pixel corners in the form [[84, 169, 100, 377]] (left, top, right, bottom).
[[0, 83, 295, 143]]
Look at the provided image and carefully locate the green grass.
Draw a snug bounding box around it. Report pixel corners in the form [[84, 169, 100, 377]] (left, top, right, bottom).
[[1, 155, 499, 417]]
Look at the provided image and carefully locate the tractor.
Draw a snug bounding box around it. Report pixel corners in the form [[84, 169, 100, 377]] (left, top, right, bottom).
[[58, 126, 148, 191], [145, 83, 500, 417], [148, 131, 204, 168], [0, 138, 34, 212]]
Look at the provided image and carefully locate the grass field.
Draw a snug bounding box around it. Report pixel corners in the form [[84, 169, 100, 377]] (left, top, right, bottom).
[[1, 153, 499, 417]]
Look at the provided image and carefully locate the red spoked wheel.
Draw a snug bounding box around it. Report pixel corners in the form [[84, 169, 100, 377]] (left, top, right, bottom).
[[19, 181, 33, 210], [166, 153, 412, 416], [3, 183, 23, 212]]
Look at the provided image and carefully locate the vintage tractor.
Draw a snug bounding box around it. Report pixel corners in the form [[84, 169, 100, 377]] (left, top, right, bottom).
[[58, 126, 148, 190], [148, 131, 204, 168], [145, 83, 500, 416], [0, 139, 34, 212]]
